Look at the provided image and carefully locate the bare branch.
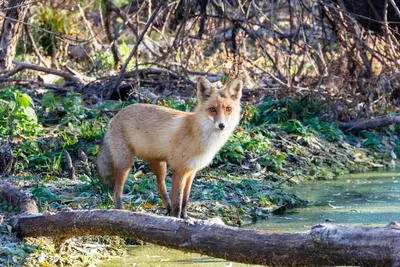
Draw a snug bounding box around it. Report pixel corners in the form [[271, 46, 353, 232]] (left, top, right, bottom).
[[0, 61, 84, 87], [113, 2, 166, 92]]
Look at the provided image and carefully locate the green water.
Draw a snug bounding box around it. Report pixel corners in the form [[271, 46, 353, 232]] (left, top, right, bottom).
[[252, 169, 400, 232], [103, 244, 256, 267], [101, 169, 400, 266]]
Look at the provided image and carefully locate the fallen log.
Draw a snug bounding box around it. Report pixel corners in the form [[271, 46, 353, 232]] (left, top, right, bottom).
[[338, 116, 400, 132], [8, 210, 400, 266]]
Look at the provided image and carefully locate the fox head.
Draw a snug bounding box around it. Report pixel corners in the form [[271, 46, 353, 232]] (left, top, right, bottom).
[[196, 77, 243, 131]]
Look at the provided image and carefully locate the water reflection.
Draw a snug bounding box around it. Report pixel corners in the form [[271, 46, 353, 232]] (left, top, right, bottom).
[[248, 169, 400, 232]]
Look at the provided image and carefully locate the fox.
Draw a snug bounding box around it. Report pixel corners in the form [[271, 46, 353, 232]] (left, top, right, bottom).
[[96, 77, 243, 218]]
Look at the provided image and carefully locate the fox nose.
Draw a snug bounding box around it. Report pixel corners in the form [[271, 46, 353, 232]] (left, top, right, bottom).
[[218, 123, 225, 130]]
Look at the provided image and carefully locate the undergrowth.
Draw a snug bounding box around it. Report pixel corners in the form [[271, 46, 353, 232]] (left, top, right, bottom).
[[0, 86, 398, 266]]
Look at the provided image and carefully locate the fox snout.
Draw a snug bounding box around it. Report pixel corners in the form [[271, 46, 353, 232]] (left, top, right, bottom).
[[209, 120, 227, 131]]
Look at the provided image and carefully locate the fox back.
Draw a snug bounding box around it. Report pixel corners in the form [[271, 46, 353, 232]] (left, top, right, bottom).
[[97, 77, 243, 217]]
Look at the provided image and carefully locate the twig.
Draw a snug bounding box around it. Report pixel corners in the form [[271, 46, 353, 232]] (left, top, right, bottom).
[[246, 58, 309, 92], [77, 3, 99, 44], [389, 0, 400, 18], [0, 9, 90, 45], [109, 2, 162, 58], [24, 15, 50, 68], [0, 61, 84, 87], [113, 2, 166, 92]]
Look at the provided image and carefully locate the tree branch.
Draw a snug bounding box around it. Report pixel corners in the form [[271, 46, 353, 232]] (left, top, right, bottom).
[[338, 116, 400, 132], [0, 61, 84, 87], [113, 2, 166, 92]]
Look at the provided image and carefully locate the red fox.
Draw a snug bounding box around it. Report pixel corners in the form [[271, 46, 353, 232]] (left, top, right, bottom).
[[97, 77, 243, 218]]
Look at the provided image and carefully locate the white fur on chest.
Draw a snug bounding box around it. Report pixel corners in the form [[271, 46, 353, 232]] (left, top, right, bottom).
[[187, 117, 234, 170]]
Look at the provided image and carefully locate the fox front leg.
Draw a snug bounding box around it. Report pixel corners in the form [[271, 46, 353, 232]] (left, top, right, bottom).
[[181, 171, 196, 218], [170, 170, 190, 217]]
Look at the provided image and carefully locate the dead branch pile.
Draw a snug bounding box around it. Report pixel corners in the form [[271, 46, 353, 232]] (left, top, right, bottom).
[[1, 0, 400, 120]]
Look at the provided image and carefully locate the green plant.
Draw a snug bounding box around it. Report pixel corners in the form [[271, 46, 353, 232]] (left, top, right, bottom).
[[360, 131, 380, 149], [282, 120, 309, 135], [254, 98, 289, 124], [35, 4, 78, 55], [0, 89, 42, 138], [304, 117, 344, 141], [32, 185, 58, 211], [44, 150, 63, 174], [42, 92, 61, 111], [214, 130, 270, 164], [261, 152, 287, 173], [80, 117, 106, 141], [157, 98, 195, 112], [62, 92, 84, 116]]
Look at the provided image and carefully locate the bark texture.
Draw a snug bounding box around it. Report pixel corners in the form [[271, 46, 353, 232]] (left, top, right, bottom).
[[338, 116, 400, 132], [9, 210, 400, 266], [0, 0, 27, 71]]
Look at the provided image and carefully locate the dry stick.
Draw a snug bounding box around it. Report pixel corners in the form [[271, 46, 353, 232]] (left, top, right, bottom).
[[383, 0, 400, 67], [0, 61, 84, 87], [323, 2, 395, 72], [222, 0, 286, 82], [109, 3, 161, 58], [390, 0, 400, 17], [113, 2, 166, 92], [247, 58, 309, 92], [77, 3, 99, 44], [24, 19, 50, 68], [0, 9, 92, 46]]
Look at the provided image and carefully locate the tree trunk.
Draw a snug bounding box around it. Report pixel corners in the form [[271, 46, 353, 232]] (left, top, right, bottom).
[[0, 0, 28, 71], [9, 210, 400, 266]]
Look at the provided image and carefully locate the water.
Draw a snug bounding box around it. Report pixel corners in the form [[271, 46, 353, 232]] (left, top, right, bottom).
[[101, 169, 400, 266], [252, 169, 400, 232], [103, 244, 256, 267]]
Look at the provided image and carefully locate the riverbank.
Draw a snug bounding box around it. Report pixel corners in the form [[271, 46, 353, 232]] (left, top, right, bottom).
[[0, 89, 398, 266]]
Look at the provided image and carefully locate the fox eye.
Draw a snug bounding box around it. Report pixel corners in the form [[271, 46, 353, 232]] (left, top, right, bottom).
[[226, 107, 232, 112], [209, 107, 216, 113]]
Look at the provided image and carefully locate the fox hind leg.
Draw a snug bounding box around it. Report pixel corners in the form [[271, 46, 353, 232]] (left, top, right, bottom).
[[147, 160, 171, 214], [112, 152, 134, 209]]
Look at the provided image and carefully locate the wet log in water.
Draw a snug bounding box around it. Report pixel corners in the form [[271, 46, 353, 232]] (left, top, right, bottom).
[[8, 210, 400, 266]]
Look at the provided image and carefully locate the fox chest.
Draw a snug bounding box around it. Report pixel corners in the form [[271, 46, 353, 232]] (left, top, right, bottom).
[[185, 132, 230, 171]]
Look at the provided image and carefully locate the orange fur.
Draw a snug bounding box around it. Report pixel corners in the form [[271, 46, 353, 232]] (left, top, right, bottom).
[[97, 77, 243, 217]]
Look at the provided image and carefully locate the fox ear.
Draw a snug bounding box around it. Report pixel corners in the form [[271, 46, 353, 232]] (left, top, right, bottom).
[[197, 77, 214, 102], [225, 77, 243, 101]]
